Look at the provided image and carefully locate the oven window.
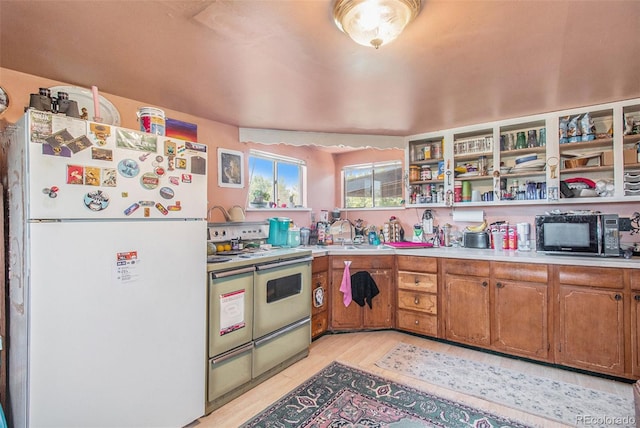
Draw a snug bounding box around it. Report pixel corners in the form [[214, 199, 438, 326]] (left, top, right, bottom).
[[266, 273, 302, 303]]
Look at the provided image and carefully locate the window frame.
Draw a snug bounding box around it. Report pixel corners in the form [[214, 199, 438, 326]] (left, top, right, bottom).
[[248, 149, 307, 208], [342, 160, 404, 209]]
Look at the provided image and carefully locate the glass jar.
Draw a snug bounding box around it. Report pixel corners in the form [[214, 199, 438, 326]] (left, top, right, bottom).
[[527, 129, 538, 148], [409, 165, 420, 182], [515, 132, 527, 149]]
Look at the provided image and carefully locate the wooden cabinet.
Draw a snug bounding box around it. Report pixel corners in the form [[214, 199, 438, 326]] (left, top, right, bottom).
[[631, 270, 640, 376], [491, 262, 550, 360], [556, 265, 625, 376], [396, 256, 438, 336], [329, 255, 394, 331], [443, 259, 550, 361], [443, 259, 491, 346], [311, 256, 329, 339]]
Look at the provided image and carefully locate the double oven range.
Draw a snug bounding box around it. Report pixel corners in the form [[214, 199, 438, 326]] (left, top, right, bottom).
[[205, 222, 312, 413]]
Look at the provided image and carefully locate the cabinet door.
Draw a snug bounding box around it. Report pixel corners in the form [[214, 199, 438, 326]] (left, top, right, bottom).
[[444, 274, 490, 346], [311, 271, 328, 338], [492, 279, 549, 360], [363, 269, 393, 329], [330, 269, 362, 329], [631, 271, 640, 376], [557, 285, 625, 376]]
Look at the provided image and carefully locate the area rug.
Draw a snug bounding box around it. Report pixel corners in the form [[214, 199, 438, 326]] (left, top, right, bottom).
[[240, 361, 531, 427], [376, 343, 635, 427]]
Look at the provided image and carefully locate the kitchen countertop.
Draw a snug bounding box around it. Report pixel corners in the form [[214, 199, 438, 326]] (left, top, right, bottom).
[[309, 244, 640, 269]]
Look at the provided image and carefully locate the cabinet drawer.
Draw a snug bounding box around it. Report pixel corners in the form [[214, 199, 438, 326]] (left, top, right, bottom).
[[398, 290, 437, 314], [492, 261, 548, 283], [331, 255, 394, 270], [631, 270, 640, 291], [558, 265, 624, 289], [398, 271, 437, 293], [443, 258, 490, 277], [311, 311, 328, 338], [397, 309, 437, 336], [397, 256, 437, 273], [312, 256, 328, 273]]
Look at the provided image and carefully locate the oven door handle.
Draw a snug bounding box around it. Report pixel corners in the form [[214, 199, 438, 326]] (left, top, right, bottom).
[[211, 342, 254, 365], [211, 266, 255, 279], [254, 317, 310, 347], [255, 256, 313, 271]]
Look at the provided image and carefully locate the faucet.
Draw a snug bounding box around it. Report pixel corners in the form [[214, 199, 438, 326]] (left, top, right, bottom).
[[336, 219, 354, 246]]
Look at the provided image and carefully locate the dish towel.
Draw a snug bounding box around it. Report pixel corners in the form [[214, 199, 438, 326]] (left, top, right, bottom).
[[340, 260, 352, 306]]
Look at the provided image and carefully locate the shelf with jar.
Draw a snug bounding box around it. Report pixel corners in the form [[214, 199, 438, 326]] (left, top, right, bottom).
[[404, 97, 640, 208]]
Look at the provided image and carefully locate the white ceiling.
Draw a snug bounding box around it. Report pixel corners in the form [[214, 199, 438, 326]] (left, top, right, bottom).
[[1, 0, 640, 137]]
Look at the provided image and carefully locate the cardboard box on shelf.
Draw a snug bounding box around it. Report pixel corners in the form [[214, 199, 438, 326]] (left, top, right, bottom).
[[601, 148, 638, 165], [625, 148, 638, 164]]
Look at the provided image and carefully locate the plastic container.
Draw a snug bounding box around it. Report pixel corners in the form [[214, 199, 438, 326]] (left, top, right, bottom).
[[137, 106, 166, 135], [287, 228, 301, 247]]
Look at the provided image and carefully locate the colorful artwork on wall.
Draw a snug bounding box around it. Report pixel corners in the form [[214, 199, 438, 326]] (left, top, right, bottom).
[[166, 117, 198, 142]]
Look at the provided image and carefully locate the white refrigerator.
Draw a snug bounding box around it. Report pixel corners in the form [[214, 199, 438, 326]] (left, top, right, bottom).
[[7, 110, 208, 428]]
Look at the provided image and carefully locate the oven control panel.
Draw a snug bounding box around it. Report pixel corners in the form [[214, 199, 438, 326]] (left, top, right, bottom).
[[207, 221, 269, 243]]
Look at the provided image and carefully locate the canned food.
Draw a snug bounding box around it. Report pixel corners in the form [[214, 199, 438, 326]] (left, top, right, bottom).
[[420, 166, 432, 180]]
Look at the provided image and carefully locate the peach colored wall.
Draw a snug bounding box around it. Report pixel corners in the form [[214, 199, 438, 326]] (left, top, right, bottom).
[[2, 67, 639, 244]]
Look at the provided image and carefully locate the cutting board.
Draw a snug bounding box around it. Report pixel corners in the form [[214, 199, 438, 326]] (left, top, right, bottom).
[[385, 241, 433, 248]]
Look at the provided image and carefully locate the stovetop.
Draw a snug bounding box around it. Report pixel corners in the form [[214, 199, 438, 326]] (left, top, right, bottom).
[[206, 247, 313, 272]]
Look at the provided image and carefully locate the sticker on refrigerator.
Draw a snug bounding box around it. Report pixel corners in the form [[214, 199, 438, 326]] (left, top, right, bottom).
[[91, 147, 113, 161], [114, 251, 141, 285], [66, 135, 93, 154], [116, 128, 157, 153], [140, 172, 160, 189], [83, 190, 110, 211], [219, 290, 245, 335], [102, 168, 117, 187], [89, 123, 111, 146], [67, 165, 84, 184], [84, 166, 100, 186], [117, 159, 140, 178]]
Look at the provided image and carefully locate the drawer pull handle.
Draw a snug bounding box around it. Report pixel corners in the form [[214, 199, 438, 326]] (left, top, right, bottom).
[[414, 320, 419, 325], [414, 298, 420, 305], [414, 278, 420, 285]]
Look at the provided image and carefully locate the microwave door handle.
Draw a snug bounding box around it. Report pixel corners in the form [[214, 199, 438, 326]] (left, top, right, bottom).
[[597, 217, 603, 255]]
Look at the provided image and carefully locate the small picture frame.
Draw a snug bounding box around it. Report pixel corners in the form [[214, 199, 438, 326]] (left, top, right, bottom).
[[218, 148, 244, 188], [0, 86, 9, 117]]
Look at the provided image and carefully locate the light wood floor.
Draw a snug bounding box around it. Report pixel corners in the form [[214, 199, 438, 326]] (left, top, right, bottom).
[[196, 330, 633, 428]]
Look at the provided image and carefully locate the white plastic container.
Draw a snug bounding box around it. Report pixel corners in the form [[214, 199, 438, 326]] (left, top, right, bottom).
[[137, 106, 166, 135]]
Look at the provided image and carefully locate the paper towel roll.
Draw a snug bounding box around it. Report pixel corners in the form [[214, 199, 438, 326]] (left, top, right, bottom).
[[452, 210, 484, 223]]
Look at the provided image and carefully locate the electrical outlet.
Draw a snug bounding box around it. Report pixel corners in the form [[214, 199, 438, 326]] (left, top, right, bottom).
[[619, 217, 632, 232]]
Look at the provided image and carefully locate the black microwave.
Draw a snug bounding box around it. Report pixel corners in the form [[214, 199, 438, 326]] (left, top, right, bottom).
[[535, 213, 620, 257]]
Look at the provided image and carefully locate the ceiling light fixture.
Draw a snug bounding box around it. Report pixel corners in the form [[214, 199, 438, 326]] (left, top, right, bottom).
[[333, 0, 421, 49]]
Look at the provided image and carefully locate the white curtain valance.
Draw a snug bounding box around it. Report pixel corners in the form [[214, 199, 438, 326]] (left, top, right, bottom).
[[239, 128, 404, 150]]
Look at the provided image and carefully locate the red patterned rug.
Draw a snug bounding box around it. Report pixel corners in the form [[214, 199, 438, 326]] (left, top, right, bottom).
[[240, 361, 531, 427]]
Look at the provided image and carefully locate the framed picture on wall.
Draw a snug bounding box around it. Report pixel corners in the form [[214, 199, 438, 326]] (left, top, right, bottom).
[[218, 148, 244, 188], [0, 86, 9, 117]]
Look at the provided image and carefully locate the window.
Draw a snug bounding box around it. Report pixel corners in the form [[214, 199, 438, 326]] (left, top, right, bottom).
[[343, 161, 403, 208], [248, 150, 305, 208]]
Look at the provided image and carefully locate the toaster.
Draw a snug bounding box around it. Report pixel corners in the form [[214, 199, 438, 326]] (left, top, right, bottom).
[[463, 231, 490, 249]]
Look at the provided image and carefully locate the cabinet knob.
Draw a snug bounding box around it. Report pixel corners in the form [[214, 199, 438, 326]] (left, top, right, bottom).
[[482, 281, 488, 287], [414, 320, 419, 325], [496, 282, 504, 288], [614, 293, 622, 301], [414, 298, 420, 305], [635, 295, 640, 301], [414, 278, 420, 285]]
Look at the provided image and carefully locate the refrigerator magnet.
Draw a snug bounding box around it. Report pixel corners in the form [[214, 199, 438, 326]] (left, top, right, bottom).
[[67, 135, 93, 154], [102, 168, 117, 187], [84, 166, 100, 186], [191, 156, 206, 175], [67, 165, 84, 184], [154, 166, 165, 177], [169, 176, 180, 186], [155, 202, 169, 215], [124, 202, 140, 216], [175, 158, 187, 169], [91, 147, 113, 162], [84, 190, 110, 211], [159, 187, 174, 199], [140, 172, 159, 189], [118, 159, 140, 178], [181, 174, 192, 183]]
